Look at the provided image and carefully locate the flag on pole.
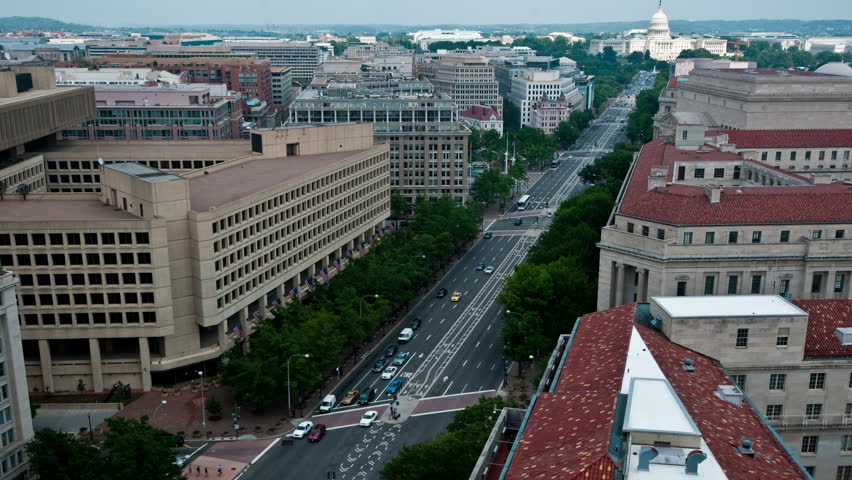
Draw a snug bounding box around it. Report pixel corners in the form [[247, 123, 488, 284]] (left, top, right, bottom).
[[333, 258, 342, 272], [320, 267, 330, 282], [251, 311, 260, 321], [289, 287, 298, 298], [233, 323, 244, 338], [346, 249, 353, 258], [306, 277, 315, 290], [358, 242, 366, 255], [272, 298, 282, 307]]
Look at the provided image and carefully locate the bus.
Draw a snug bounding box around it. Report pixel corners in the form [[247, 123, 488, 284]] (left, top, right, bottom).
[[517, 195, 531, 211]]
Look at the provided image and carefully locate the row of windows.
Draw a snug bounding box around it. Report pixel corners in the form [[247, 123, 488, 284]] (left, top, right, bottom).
[[17, 271, 153, 287], [680, 229, 846, 245], [0, 449, 24, 475], [732, 371, 836, 391], [46, 159, 225, 172], [0, 232, 149, 247], [20, 291, 155, 306], [761, 150, 851, 162], [0, 252, 151, 268], [0, 163, 43, 187], [22, 311, 157, 326]]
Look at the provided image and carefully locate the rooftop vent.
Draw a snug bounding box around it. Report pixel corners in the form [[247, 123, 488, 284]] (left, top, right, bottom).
[[685, 450, 707, 475], [715, 385, 743, 406], [682, 357, 695, 372], [834, 327, 852, 346], [735, 438, 755, 457], [650, 316, 662, 331], [638, 446, 658, 471]]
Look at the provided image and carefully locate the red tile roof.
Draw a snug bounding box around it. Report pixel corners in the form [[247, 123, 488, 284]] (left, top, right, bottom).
[[618, 139, 852, 225], [638, 325, 810, 480], [667, 77, 678, 88], [794, 299, 852, 358], [723, 129, 852, 149], [504, 304, 635, 480], [460, 104, 502, 121]]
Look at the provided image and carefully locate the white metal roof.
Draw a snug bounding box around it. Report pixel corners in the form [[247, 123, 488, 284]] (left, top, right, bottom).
[[621, 326, 665, 394], [624, 377, 701, 436], [653, 295, 808, 318]]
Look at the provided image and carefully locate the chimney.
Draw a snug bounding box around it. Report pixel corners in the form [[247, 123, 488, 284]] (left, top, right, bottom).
[[685, 450, 707, 475], [715, 385, 743, 406], [705, 185, 722, 203], [810, 173, 832, 185], [648, 165, 668, 191]]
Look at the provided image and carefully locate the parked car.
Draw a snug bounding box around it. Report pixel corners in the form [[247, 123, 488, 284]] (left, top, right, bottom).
[[475, 263, 485, 271], [292, 421, 313, 439], [359, 411, 379, 427], [483, 232, 493, 239], [372, 357, 389, 372], [393, 352, 411, 366], [384, 344, 399, 357], [484, 266, 495, 274], [358, 387, 376, 405], [451, 291, 462, 302], [436, 288, 448, 298], [307, 424, 326, 442], [386, 378, 405, 395], [409, 317, 422, 330], [381, 366, 397, 380], [340, 389, 360, 406]]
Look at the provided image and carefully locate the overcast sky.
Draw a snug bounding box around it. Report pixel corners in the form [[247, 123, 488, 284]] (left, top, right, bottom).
[[6, 0, 851, 26]]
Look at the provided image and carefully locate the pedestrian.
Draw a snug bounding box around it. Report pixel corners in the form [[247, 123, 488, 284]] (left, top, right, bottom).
[[217, 464, 223, 477], [196, 465, 201, 477], [205, 467, 209, 477]]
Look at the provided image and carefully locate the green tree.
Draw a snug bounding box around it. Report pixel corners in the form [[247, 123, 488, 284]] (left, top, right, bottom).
[[390, 191, 409, 217], [503, 99, 521, 131], [553, 121, 579, 149], [102, 417, 183, 480], [27, 429, 105, 480], [205, 396, 223, 417]]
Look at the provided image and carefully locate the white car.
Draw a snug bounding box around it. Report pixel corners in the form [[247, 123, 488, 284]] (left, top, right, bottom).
[[292, 421, 313, 439], [381, 366, 397, 380], [359, 411, 379, 427], [484, 266, 495, 274]]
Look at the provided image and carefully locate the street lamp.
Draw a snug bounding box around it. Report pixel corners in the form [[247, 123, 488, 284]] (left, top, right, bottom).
[[154, 399, 168, 418], [287, 353, 310, 417], [198, 371, 206, 433], [359, 294, 380, 317], [528, 355, 535, 379]]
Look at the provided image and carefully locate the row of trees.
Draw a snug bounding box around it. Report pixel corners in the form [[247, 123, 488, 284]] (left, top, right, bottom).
[[626, 70, 670, 143], [379, 396, 509, 479], [497, 142, 637, 361], [220, 197, 483, 410], [734, 41, 852, 70], [27, 418, 183, 480]]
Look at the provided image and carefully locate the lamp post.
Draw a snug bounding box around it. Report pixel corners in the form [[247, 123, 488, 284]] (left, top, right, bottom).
[[359, 294, 379, 317], [154, 399, 167, 418], [528, 354, 535, 379], [198, 371, 206, 433], [287, 353, 310, 417]]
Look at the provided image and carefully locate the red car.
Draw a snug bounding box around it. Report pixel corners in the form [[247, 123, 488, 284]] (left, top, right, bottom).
[[307, 424, 326, 442]]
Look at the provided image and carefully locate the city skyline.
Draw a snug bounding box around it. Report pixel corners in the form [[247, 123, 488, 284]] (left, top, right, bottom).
[[2, 0, 851, 28]]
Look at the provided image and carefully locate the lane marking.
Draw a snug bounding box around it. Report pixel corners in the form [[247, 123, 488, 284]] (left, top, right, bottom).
[[441, 381, 454, 396]]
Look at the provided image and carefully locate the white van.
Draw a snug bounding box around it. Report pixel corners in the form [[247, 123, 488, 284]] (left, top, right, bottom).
[[319, 394, 336, 413], [398, 328, 413, 344]]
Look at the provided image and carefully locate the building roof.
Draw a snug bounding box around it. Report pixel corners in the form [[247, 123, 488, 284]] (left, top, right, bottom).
[[654, 295, 808, 318], [794, 299, 852, 358], [104, 162, 183, 183], [710, 68, 834, 77], [0, 198, 143, 222], [723, 129, 852, 149], [460, 104, 502, 121], [188, 149, 372, 211], [618, 139, 852, 226], [814, 62, 852, 77]]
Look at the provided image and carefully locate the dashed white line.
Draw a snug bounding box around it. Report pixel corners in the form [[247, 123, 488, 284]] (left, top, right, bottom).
[[475, 341, 480, 348], [441, 381, 454, 396], [462, 359, 468, 367], [426, 334, 432, 341], [476, 361, 481, 369]]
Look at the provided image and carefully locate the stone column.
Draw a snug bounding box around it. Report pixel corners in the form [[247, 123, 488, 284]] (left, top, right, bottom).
[[614, 263, 626, 306], [139, 338, 151, 392], [89, 338, 104, 392], [217, 321, 228, 348], [240, 306, 251, 353], [38, 339, 54, 393], [803, 270, 814, 300], [637, 269, 648, 303]]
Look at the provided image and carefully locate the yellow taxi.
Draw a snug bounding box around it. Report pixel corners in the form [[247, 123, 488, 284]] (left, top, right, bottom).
[[451, 291, 462, 302]]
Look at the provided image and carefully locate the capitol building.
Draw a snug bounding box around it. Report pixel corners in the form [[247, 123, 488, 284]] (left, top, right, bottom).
[[589, 2, 727, 61]]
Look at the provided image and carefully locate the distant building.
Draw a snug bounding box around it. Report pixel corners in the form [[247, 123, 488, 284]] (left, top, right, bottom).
[[421, 56, 502, 114], [460, 105, 503, 136], [0, 37, 84, 63], [803, 37, 852, 54], [530, 94, 572, 134], [270, 67, 297, 112], [55, 67, 186, 86], [410, 29, 483, 50], [509, 70, 584, 128], [225, 41, 323, 80], [671, 58, 756, 77]]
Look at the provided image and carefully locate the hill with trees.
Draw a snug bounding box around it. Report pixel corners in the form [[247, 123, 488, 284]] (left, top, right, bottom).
[[0, 16, 95, 33]]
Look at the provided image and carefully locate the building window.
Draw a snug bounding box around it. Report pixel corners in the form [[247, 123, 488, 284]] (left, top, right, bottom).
[[656, 229, 665, 240], [780, 230, 790, 243], [750, 275, 762, 294], [752, 231, 762, 243], [683, 232, 693, 245], [769, 373, 786, 390], [766, 404, 783, 420], [838, 230, 846, 239], [704, 276, 715, 295], [777, 328, 789, 347], [838, 466, 852, 480], [790, 151, 797, 161], [728, 231, 738, 244], [727, 276, 739, 294], [780, 279, 791, 295], [761, 152, 768, 161], [812, 230, 822, 240], [841, 438, 852, 454], [682, 130, 688, 140], [836, 274, 846, 293], [810, 373, 826, 390], [694, 168, 705, 179], [627, 222, 634, 233], [713, 168, 724, 178], [676, 281, 687, 297], [813, 274, 823, 294], [730, 374, 746, 391], [641, 226, 649, 237], [775, 151, 782, 161], [705, 232, 715, 244], [733, 166, 741, 179], [801, 436, 818, 454], [805, 403, 822, 421], [736, 328, 748, 348]]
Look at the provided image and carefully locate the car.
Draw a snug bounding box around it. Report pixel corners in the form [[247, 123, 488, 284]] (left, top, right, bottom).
[[307, 424, 327, 442], [568, 155, 573, 159], [475, 263, 485, 271], [546, 211, 553, 218], [514, 218, 523, 226], [340, 389, 360, 406], [409, 317, 422, 330], [359, 411, 379, 427], [384, 344, 399, 357], [386, 378, 405, 395], [381, 366, 397, 379], [436, 288, 448, 298], [483, 232, 493, 239], [484, 266, 495, 274], [393, 352, 411, 366], [451, 292, 462, 302], [371, 357, 389, 372], [358, 387, 376, 405], [292, 421, 313, 439]]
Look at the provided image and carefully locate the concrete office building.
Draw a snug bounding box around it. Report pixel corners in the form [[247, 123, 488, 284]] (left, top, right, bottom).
[[509, 70, 585, 128], [493, 62, 531, 98], [0, 123, 390, 392], [654, 68, 852, 135], [55, 67, 186, 87], [472, 298, 811, 480], [422, 56, 502, 114], [226, 41, 322, 80], [0, 38, 84, 64], [60, 84, 244, 141], [0, 64, 95, 194], [0, 272, 35, 480], [596, 124, 852, 312], [84, 39, 149, 57], [271, 67, 297, 111], [289, 81, 469, 204]]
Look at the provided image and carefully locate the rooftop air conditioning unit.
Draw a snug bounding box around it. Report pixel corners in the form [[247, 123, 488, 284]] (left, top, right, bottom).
[[715, 385, 743, 406]]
